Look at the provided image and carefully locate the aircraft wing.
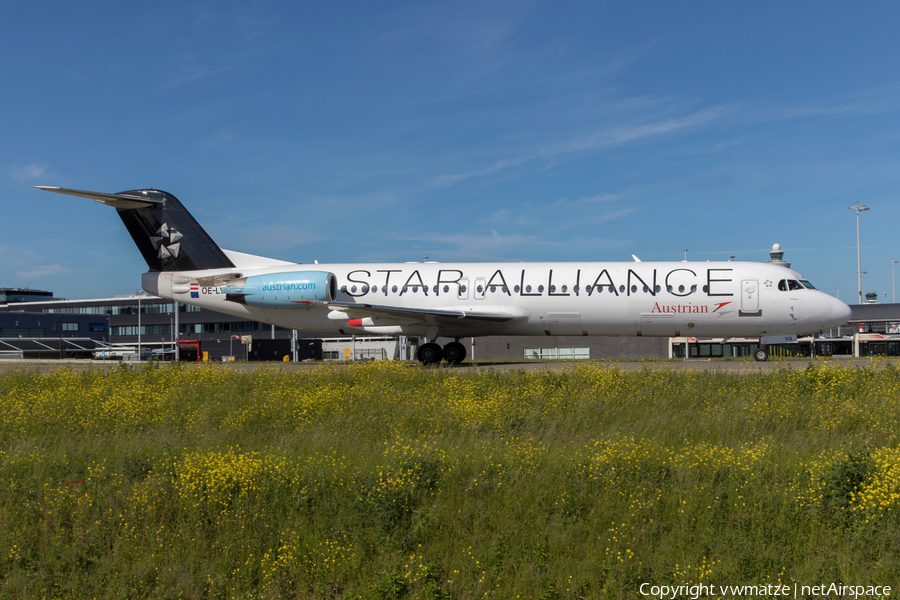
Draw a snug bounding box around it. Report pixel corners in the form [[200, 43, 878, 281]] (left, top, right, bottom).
[[315, 301, 527, 325]]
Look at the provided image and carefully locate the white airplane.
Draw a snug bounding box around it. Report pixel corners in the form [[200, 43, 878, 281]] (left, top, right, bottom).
[[36, 186, 852, 363]]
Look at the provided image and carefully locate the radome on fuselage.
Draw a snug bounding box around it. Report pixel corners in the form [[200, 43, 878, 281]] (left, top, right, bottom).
[[37, 186, 852, 363]]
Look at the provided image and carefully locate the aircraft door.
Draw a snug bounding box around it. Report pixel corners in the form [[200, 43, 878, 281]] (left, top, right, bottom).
[[741, 279, 760, 314], [789, 297, 801, 322], [474, 277, 486, 300], [458, 278, 470, 300]]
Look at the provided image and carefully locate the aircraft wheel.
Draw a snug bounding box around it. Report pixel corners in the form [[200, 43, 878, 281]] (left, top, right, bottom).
[[417, 343, 443, 365], [754, 348, 769, 362], [443, 342, 466, 364]]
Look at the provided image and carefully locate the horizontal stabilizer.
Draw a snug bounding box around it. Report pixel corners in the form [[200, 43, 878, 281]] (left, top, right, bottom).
[[34, 186, 163, 209], [36, 185, 235, 272]]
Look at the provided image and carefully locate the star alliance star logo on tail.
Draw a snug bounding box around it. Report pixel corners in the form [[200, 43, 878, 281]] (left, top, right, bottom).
[[150, 223, 183, 261]]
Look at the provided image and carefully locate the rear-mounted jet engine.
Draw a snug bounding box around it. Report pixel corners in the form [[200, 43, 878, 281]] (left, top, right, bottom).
[[222, 271, 336, 307]]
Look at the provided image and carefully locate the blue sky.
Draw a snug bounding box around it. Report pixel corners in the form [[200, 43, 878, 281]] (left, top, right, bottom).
[[2, 1, 899, 302]]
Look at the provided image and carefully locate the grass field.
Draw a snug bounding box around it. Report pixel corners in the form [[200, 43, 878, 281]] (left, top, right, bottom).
[[0, 361, 898, 599]]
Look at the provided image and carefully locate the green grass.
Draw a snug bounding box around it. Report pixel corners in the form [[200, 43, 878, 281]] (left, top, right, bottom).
[[0, 361, 899, 599]]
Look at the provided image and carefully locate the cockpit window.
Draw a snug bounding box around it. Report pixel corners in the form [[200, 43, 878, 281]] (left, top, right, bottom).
[[779, 279, 811, 291]]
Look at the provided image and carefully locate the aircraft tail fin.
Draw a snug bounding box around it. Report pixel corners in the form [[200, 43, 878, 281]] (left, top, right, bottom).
[[35, 186, 236, 272]]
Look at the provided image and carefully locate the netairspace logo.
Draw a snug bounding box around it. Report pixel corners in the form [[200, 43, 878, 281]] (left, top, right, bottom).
[[639, 583, 891, 599]]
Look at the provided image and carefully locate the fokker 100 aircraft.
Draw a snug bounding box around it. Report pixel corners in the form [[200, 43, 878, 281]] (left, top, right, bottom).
[[37, 186, 852, 363]]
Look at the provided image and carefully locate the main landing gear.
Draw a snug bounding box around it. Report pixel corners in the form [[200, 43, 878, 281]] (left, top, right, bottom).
[[754, 347, 769, 362], [416, 340, 467, 365]]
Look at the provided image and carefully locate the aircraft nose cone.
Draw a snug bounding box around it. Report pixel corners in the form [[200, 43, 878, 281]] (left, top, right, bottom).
[[831, 298, 852, 325]]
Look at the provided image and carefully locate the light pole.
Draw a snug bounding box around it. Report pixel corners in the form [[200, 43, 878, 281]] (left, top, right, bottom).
[[891, 260, 898, 303], [682, 249, 688, 262], [849, 202, 869, 304], [136, 290, 146, 361]]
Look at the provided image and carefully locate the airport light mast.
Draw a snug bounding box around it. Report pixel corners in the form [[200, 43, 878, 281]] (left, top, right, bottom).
[[849, 203, 869, 305], [892, 260, 898, 304], [136, 290, 145, 361]]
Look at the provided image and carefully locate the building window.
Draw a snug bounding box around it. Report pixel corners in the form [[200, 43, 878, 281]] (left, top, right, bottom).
[[62, 322, 79, 331]]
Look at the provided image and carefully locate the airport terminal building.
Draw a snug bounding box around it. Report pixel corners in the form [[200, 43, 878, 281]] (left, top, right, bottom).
[[0, 292, 302, 361]]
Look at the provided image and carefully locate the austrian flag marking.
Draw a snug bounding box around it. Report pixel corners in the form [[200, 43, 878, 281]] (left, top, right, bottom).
[[190, 282, 199, 299]]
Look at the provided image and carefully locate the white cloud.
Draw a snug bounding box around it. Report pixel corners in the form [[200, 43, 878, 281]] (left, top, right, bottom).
[[395, 228, 628, 261], [428, 105, 734, 189], [16, 264, 70, 279], [431, 157, 528, 187], [8, 163, 51, 183], [541, 105, 735, 157]]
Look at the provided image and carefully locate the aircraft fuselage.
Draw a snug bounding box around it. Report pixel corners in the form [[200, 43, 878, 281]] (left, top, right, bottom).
[[144, 260, 848, 340]]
